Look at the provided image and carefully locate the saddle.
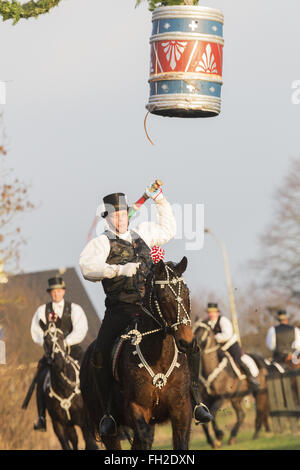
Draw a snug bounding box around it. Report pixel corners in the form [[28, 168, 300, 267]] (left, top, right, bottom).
[[264, 358, 286, 374], [218, 350, 259, 379]]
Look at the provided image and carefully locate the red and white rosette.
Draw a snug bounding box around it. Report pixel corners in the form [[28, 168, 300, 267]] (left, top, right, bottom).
[[48, 312, 58, 323], [150, 246, 165, 264]]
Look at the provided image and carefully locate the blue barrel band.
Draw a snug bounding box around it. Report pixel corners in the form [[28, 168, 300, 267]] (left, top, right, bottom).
[[149, 80, 221, 98], [152, 18, 223, 36]]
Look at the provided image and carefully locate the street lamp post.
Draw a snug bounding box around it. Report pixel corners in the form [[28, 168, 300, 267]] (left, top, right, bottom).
[[204, 227, 241, 346]]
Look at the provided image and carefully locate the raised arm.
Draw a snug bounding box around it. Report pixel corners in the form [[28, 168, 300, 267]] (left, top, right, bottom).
[[136, 191, 177, 248]]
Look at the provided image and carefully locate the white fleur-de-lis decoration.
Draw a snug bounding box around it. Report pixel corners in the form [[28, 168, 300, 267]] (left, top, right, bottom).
[[196, 44, 218, 73], [161, 41, 187, 70], [161, 84, 169, 92], [187, 84, 196, 93]]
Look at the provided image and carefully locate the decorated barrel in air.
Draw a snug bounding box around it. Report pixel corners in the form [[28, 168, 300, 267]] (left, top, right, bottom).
[[147, 6, 224, 118]]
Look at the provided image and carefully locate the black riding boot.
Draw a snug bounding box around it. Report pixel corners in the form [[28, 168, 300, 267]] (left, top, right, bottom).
[[187, 347, 213, 424], [239, 360, 260, 393], [92, 350, 117, 437], [34, 367, 48, 432]]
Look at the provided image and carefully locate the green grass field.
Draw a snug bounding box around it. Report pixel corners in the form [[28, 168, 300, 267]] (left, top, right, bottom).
[[152, 427, 300, 450], [120, 398, 300, 451]]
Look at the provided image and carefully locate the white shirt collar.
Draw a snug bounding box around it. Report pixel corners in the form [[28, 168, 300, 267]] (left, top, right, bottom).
[[52, 299, 65, 309], [106, 226, 132, 242], [208, 318, 218, 328]]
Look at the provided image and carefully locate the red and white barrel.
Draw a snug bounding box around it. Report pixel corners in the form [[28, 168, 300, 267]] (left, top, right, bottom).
[[147, 5, 224, 118]]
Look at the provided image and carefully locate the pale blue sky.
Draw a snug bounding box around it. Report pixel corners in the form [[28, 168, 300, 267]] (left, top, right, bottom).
[[1, 0, 300, 318]]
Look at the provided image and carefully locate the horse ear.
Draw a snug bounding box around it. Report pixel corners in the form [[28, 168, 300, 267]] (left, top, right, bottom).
[[175, 256, 188, 276], [39, 319, 47, 331], [55, 316, 62, 328]]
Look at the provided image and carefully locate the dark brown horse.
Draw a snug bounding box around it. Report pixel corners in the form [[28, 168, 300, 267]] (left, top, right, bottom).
[[39, 318, 98, 450], [193, 321, 269, 447], [80, 257, 196, 450]]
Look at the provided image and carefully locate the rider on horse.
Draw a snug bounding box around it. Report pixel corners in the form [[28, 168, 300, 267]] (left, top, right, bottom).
[[30, 276, 88, 431], [266, 310, 300, 364], [203, 302, 259, 392], [79, 187, 213, 437]]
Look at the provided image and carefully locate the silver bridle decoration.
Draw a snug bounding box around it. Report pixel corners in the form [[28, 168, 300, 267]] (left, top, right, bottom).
[[135, 331, 181, 390], [121, 264, 192, 389], [153, 264, 191, 331], [44, 322, 81, 421]]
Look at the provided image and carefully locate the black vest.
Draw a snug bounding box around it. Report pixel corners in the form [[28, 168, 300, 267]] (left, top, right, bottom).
[[274, 324, 295, 362], [102, 230, 152, 307], [204, 315, 222, 335], [45, 301, 73, 338]]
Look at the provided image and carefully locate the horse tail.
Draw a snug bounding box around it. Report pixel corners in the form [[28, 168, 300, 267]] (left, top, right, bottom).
[[80, 341, 102, 442]]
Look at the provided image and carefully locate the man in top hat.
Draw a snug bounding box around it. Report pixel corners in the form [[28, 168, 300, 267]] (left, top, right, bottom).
[[204, 302, 259, 392], [266, 310, 300, 363], [79, 187, 213, 437], [30, 276, 88, 431]]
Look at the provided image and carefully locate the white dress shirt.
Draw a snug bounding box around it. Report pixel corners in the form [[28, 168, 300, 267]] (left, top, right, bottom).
[[31, 299, 88, 347], [266, 325, 300, 351], [79, 197, 177, 282], [207, 315, 237, 344]]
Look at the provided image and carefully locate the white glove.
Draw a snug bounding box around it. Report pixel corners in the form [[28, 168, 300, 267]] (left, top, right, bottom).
[[145, 185, 164, 202], [117, 262, 141, 277]]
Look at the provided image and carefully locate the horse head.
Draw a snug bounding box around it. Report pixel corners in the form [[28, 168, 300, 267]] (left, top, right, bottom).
[[39, 317, 67, 367], [193, 320, 215, 352], [145, 256, 196, 354]]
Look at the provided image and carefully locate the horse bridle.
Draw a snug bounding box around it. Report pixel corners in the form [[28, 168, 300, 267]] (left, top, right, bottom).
[[44, 322, 67, 359], [148, 264, 191, 332], [193, 321, 215, 353], [122, 264, 191, 346], [121, 264, 191, 390], [43, 321, 81, 420]]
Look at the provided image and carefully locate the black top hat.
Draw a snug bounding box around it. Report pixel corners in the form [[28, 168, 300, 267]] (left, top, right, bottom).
[[47, 277, 66, 292], [207, 303, 219, 312], [101, 193, 129, 218], [277, 310, 288, 320]]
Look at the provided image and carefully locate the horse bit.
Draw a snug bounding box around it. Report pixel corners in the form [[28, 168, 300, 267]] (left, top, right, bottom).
[[44, 322, 81, 421], [122, 264, 191, 390]]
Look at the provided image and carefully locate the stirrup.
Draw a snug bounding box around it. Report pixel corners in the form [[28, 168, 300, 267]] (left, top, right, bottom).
[[99, 414, 117, 437], [193, 402, 213, 425]]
